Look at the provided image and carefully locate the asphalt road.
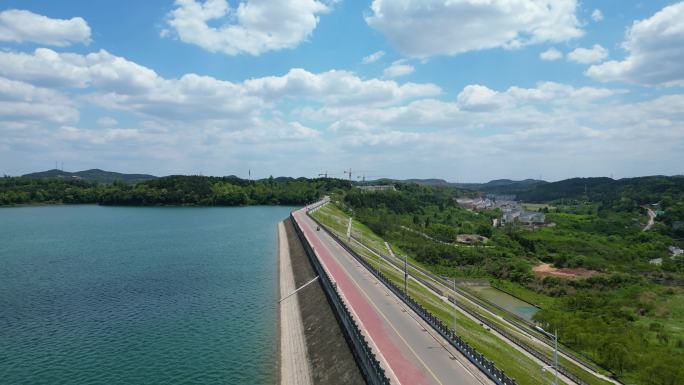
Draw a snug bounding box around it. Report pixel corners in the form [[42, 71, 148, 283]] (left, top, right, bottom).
[[293, 208, 492, 385]]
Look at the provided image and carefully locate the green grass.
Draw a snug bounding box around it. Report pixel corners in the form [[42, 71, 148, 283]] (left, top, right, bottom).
[[490, 280, 559, 309], [523, 203, 556, 211], [312, 203, 616, 385], [313, 202, 617, 385], [346, 236, 560, 385]]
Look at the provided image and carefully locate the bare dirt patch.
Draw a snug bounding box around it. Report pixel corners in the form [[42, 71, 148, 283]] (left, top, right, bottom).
[[533, 263, 601, 279]]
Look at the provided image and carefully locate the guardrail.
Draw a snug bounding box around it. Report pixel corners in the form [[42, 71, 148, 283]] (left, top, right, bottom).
[[307, 214, 518, 385], [289, 212, 391, 385], [398, 248, 611, 379], [352, 235, 606, 385]]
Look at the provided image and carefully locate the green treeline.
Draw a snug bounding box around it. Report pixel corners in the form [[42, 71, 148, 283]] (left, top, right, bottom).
[[520, 176, 684, 209], [336, 178, 684, 384], [0, 175, 351, 206]]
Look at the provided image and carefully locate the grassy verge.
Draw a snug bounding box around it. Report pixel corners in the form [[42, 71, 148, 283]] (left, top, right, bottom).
[[312, 203, 614, 385]]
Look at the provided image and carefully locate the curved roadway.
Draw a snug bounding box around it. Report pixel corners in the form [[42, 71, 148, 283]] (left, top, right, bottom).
[[293, 207, 492, 385]]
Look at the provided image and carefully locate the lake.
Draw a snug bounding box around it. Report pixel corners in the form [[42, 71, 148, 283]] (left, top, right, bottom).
[[0, 205, 293, 385]]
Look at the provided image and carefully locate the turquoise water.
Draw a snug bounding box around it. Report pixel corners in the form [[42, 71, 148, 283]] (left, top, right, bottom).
[[0, 205, 292, 385], [469, 286, 539, 321]]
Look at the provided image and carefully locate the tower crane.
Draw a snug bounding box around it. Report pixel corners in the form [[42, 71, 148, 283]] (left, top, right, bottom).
[[357, 174, 385, 183]]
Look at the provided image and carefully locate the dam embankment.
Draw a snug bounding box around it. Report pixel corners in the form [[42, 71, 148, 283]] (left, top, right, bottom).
[[278, 218, 364, 385]]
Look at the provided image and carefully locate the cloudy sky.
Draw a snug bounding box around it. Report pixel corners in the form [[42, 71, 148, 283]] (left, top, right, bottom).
[[1, 0, 683, 181]]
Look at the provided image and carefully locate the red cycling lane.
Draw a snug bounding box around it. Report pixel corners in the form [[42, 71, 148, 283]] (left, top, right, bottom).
[[294, 210, 431, 385]]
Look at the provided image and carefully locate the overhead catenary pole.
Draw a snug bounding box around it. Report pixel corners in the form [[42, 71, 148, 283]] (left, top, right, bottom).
[[453, 278, 457, 334], [539, 326, 560, 385], [404, 253, 408, 295], [554, 329, 559, 385]]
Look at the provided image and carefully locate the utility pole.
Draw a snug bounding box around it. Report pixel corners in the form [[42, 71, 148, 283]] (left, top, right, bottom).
[[539, 326, 559, 385], [404, 253, 408, 295], [553, 329, 559, 385], [453, 278, 457, 334]]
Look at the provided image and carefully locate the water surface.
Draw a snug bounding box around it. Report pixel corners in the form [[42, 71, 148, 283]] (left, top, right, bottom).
[[0, 205, 292, 385], [469, 286, 539, 321]]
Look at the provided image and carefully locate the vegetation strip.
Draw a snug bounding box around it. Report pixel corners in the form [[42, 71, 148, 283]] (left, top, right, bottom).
[[353, 233, 609, 384], [313, 202, 613, 385], [308, 211, 520, 385]]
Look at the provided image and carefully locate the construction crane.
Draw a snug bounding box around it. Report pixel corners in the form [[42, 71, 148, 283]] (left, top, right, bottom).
[[357, 174, 385, 183], [317, 171, 341, 178], [344, 168, 353, 181], [344, 168, 373, 182]]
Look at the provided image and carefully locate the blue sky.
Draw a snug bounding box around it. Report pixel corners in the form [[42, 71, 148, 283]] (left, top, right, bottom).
[[1, 1, 683, 181]]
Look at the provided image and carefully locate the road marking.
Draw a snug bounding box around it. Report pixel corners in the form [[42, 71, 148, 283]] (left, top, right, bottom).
[[296, 214, 401, 385], [308, 218, 446, 385]]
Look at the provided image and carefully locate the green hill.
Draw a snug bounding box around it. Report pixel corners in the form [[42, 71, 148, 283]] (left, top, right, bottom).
[[22, 169, 157, 184], [516, 176, 684, 203], [397, 178, 547, 193]]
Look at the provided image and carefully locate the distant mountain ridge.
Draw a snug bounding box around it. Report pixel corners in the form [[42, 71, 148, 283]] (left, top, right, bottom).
[[22, 169, 158, 184], [396, 178, 548, 193], [515, 175, 684, 203]]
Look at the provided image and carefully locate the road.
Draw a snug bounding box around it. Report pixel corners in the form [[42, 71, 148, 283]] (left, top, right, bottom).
[[350, 216, 617, 385], [643, 208, 656, 231], [293, 207, 492, 385]]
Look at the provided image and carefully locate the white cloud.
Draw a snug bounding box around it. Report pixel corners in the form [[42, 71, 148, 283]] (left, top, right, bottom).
[[586, 2, 684, 87], [293, 81, 684, 180], [0, 9, 91, 46], [457, 85, 507, 111], [58, 126, 146, 145], [305, 82, 622, 134], [1, 41, 681, 180], [567, 44, 608, 64], [505, 82, 621, 104], [540, 48, 563, 61], [0, 47, 440, 126], [96, 116, 118, 127], [362, 50, 385, 64], [591, 9, 603, 22], [166, 0, 330, 55], [244, 68, 439, 106], [383, 60, 414, 78], [365, 0, 583, 58], [0, 48, 158, 90], [0, 76, 78, 125]]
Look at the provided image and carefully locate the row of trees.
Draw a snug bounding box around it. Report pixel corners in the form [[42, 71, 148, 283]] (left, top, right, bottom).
[[0, 175, 352, 206]]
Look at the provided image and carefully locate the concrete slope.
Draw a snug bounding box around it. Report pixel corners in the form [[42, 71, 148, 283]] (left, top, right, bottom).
[[293, 209, 492, 385], [279, 221, 313, 385]]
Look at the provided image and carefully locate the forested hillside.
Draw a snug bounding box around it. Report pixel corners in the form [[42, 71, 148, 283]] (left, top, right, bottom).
[[22, 169, 158, 184], [0, 175, 350, 206], [518, 176, 684, 205]]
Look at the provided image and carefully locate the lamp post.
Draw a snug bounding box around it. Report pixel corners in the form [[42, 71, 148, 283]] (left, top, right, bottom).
[[538, 326, 559, 385]]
